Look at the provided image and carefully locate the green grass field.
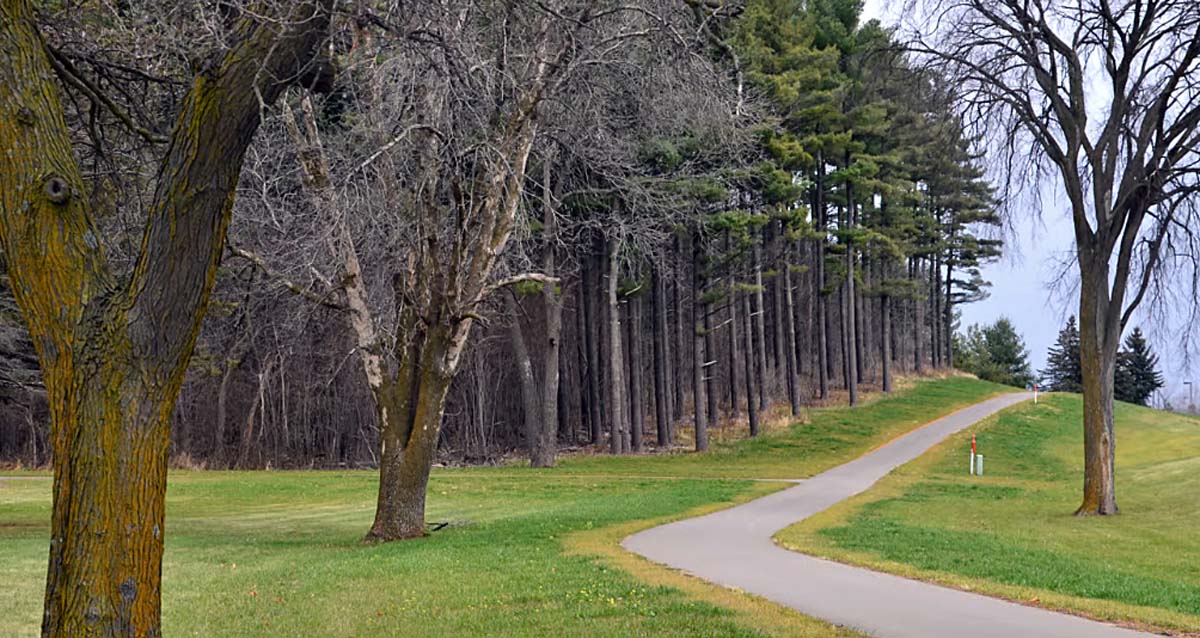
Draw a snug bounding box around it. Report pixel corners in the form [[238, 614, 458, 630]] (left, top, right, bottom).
[[0, 376, 1007, 637], [777, 393, 1200, 634]]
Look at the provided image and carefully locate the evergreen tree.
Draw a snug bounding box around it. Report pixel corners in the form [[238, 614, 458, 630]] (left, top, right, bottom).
[[1041, 316, 1082, 393], [953, 317, 1033, 388], [1115, 328, 1164, 406]]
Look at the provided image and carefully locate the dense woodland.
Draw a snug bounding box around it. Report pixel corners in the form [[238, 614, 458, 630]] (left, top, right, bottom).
[[0, 0, 1003, 471]]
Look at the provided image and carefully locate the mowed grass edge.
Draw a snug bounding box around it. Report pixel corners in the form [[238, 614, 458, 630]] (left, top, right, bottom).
[[776, 394, 1200, 635], [1, 375, 1008, 637]]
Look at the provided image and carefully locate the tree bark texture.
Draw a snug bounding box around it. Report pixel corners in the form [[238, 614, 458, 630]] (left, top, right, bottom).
[[1077, 261, 1120, 515], [0, 2, 332, 635], [606, 237, 627, 454]]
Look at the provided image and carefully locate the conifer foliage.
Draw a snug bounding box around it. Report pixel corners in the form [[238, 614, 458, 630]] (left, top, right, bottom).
[[1041, 316, 1083, 393], [1115, 328, 1164, 407]]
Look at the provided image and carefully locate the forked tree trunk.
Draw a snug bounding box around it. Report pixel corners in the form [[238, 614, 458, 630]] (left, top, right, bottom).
[[1077, 262, 1120, 515], [366, 334, 454, 540], [0, 3, 332, 634]]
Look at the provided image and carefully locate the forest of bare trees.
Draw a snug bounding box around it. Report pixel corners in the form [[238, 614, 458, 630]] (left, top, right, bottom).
[[0, 0, 1002, 475]]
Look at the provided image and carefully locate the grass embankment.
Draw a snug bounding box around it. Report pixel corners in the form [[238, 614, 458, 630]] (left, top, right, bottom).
[[777, 394, 1200, 635], [0, 376, 1007, 637]]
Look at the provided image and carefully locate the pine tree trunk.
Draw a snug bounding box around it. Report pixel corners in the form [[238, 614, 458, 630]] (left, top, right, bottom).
[[882, 294, 893, 393], [582, 249, 603, 445], [703, 267, 718, 425], [692, 233, 710, 452], [913, 259, 925, 373], [782, 242, 801, 415], [727, 235, 741, 420], [944, 261, 954, 370], [753, 237, 770, 409], [741, 291, 760, 436], [627, 294, 645, 452], [652, 262, 672, 446], [672, 235, 686, 422], [817, 156, 834, 397], [844, 167, 859, 405], [929, 255, 941, 368]]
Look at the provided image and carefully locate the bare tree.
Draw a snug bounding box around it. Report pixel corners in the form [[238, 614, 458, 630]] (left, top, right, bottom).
[[910, 0, 1200, 514], [0, 0, 331, 633]]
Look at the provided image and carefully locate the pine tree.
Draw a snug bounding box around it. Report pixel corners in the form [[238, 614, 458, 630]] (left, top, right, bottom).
[[952, 318, 1033, 388], [1041, 316, 1082, 393], [1115, 328, 1163, 406]]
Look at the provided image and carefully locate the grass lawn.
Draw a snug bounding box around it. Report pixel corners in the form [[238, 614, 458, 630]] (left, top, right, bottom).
[[0, 376, 1007, 637], [776, 393, 1200, 635]]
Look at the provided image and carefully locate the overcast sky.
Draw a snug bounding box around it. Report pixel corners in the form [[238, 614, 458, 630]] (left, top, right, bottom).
[[860, 0, 1190, 402]]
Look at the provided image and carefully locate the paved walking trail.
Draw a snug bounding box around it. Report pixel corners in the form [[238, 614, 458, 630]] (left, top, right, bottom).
[[623, 393, 1153, 638]]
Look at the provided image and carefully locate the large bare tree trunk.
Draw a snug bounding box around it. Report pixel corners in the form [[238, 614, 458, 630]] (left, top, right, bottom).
[[1077, 262, 1120, 515], [582, 252, 603, 445], [366, 334, 454, 540], [0, 3, 331, 634]]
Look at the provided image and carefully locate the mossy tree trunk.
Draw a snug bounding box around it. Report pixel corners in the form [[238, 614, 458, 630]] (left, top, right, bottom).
[[0, 2, 331, 635]]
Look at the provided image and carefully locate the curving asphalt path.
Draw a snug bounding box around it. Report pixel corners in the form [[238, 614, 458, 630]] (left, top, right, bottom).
[[623, 393, 1153, 638]]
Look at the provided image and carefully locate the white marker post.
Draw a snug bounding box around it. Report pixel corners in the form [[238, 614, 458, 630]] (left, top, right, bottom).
[[970, 435, 977, 476], [1034, 383, 1039, 404]]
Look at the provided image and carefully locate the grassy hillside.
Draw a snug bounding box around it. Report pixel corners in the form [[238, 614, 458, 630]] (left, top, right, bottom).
[[777, 394, 1200, 634], [0, 376, 1008, 638]]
